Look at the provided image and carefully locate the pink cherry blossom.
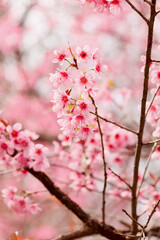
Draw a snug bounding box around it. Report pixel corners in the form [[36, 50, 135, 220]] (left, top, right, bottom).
[[52, 49, 68, 64], [76, 45, 90, 62]]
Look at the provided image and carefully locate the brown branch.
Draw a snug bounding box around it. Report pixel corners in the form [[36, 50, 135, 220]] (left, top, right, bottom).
[[26, 168, 137, 240], [145, 85, 160, 116], [26, 168, 91, 223], [89, 95, 107, 226], [108, 168, 132, 190], [90, 112, 138, 135], [52, 226, 98, 240], [131, 0, 157, 234], [124, 0, 149, 23]]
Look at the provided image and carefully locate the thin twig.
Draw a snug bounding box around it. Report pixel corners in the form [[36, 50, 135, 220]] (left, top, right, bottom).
[[122, 209, 143, 229], [24, 189, 47, 197], [139, 198, 160, 239], [108, 168, 132, 190], [144, 0, 153, 6], [145, 198, 160, 228], [145, 85, 160, 116], [89, 95, 107, 227], [155, 10, 160, 15], [124, 0, 149, 23], [143, 138, 160, 145], [137, 142, 157, 197], [151, 59, 160, 63], [90, 112, 138, 135], [0, 168, 18, 176]]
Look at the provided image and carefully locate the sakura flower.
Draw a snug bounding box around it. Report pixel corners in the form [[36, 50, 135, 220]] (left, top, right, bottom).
[[0, 136, 14, 157], [52, 49, 68, 65], [49, 70, 72, 89], [52, 90, 70, 116], [2, 186, 17, 205], [28, 202, 42, 215], [77, 73, 95, 89], [29, 144, 49, 171], [58, 134, 72, 146], [71, 114, 87, 128], [76, 45, 90, 62], [12, 152, 29, 169], [77, 126, 94, 140], [76, 99, 93, 114], [6, 122, 22, 139], [151, 70, 160, 85], [94, 60, 108, 76], [92, 48, 99, 61]]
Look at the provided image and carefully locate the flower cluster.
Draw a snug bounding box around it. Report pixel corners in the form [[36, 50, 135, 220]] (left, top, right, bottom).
[[79, 0, 121, 12], [2, 186, 41, 215], [0, 120, 50, 214], [50, 45, 107, 140], [0, 121, 49, 171]]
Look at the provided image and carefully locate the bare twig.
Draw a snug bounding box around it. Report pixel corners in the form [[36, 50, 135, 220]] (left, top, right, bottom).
[[122, 209, 143, 229], [139, 198, 160, 239], [151, 59, 160, 63], [155, 10, 160, 15], [0, 168, 19, 176], [108, 168, 132, 190], [124, 0, 149, 23], [89, 95, 107, 226], [143, 138, 160, 145], [145, 198, 160, 228], [144, 0, 153, 6], [145, 85, 160, 116], [137, 142, 157, 197], [90, 112, 138, 135]]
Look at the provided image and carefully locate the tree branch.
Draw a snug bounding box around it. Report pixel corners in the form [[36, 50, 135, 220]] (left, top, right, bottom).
[[90, 112, 138, 135], [26, 168, 138, 240], [109, 168, 132, 190], [144, 0, 153, 6], [143, 138, 160, 145], [131, 0, 157, 234], [124, 0, 149, 23], [139, 198, 160, 239], [89, 95, 107, 226], [151, 59, 160, 63], [52, 226, 98, 240], [122, 209, 143, 229]]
